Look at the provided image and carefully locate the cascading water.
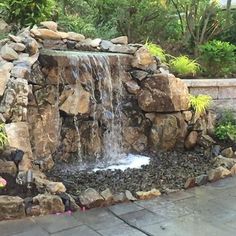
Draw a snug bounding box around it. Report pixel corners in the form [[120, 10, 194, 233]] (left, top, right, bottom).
[[46, 50, 150, 171]]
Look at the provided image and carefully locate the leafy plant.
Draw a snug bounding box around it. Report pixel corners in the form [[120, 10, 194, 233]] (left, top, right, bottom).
[[0, 123, 8, 150], [170, 56, 200, 76], [215, 110, 236, 141], [0, 0, 56, 27], [199, 40, 236, 77], [215, 123, 236, 141], [145, 42, 166, 62], [189, 94, 212, 115]]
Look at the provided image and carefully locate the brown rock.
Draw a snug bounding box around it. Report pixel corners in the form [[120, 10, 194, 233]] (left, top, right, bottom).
[[46, 181, 66, 194], [125, 80, 140, 95], [57, 31, 69, 39], [109, 45, 136, 54], [9, 42, 26, 52], [100, 188, 113, 203], [5, 122, 33, 171], [59, 84, 91, 115], [25, 37, 39, 55], [0, 68, 10, 96], [182, 111, 193, 122], [0, 44, 18, 61], [198, 134, 216, 148], [208, 167, 231, 182], [150, 113, 187, 150], [184, 177, 196, 189], [8, 34, 22, 43], [33, 194, 65, 215], [79, 188, 104, 208], [26, 205, 41, 216], [0, 160, 17, 176], [136, 189, 161, 200], [221, 147, 234, 158], [67, 32, 85, 42], [111, 36, 128, 45], [138, 73, 189, 112], [31, 28, 61, 40], [0, 196, 25, 220], [184, 131, 198, 150], [113, 192, 127, 203], [132, 46, 156, 70], [213, 155, 236, 169], [40, 21, 58, 31], [230, 164, 236, 175]]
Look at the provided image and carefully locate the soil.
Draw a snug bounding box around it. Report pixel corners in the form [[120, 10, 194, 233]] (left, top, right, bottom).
[[48, 147, 216, 197]]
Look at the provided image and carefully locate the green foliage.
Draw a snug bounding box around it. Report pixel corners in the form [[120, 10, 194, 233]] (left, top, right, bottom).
[[145, 42, 166, 62], [189, 94, 212, 115], [199, 40, 236, 77], [169, 56, 200, 76], [215, 110, 236, 141], [0, 0, 56, 27], [0, 123, 8, 150]]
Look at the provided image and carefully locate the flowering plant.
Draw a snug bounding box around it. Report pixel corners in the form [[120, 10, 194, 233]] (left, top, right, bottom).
[[0, 177, 7, 188]]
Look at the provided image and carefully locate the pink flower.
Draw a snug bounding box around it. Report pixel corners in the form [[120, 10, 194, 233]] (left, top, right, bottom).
[[0, 177, 7, 188]]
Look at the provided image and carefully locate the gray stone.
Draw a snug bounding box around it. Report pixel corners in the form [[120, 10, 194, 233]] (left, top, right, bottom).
[[125, 190, 137, 201], [0, 196, 25, 220], [109, 44, 136, 54], [113, 192, 127, 203], [195, 174, 208, 186], [125, 80, 140, 95], [90, 38, 102, 47], [79, 188, 104, 208], [0, 160, 17, 176], [221, 147, 234, 158], [0, 44, 18, 61], [11, 64, 31, 78], [130, 70, 149, 81], [0, 19, 10, 33], [213, 155, 236, 169], [100, 40, 113, 51], [9, 34, 23, 43], [212, 145, 221, 157]]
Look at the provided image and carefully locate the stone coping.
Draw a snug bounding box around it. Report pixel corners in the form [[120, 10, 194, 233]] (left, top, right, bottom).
[[183, 78, 236, 87]]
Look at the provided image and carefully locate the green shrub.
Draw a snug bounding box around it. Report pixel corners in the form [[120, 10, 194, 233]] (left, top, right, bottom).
[[0, 0, 56, 27], [169, 56, 200, 76], [0, 123, 8, 150], [215, 110, 236, 141], [145, 42, 166, 62], [199, 40, 236, 77], [189, 94, 212, 115]]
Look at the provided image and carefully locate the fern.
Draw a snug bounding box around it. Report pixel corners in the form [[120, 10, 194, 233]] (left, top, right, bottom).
[[189, 95, 212, 115], [0, 123, 8, 150], [145, 42, 166, 62], [170, 56, 200, 76]]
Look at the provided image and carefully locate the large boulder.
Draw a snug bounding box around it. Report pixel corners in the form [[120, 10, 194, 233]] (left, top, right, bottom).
[[33, 194, 65, 215], [79, 188, 104, 208], [5, 122, 33, 171], [132, 46, 156, 70], [59, 84, 91, 115], [149, 112, 187, 150], [0, 196, 25, 220], [138, 73, 189, 112]]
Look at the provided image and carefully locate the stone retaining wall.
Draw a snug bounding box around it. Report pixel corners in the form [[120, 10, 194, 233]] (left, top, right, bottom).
[[184, 79, 236, 112]]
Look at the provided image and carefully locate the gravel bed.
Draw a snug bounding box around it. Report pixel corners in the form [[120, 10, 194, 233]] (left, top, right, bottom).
[[48, 148, 215, 196]]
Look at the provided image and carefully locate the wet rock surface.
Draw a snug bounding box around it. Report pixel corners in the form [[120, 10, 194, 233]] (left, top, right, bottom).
[[48, 149, 215, 197]]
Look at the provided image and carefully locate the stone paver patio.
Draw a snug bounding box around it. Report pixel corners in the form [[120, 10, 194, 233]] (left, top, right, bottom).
[[1, 176, 236, 236]]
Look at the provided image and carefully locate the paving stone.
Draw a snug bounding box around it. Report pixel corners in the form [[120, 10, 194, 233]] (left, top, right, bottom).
[[120, 209, 165, 227], [0, 218, 37, 236], [164, 190, 194, 202], [140, 214, 235, 236], [33, 214, 83, 234], [11, 226, 49, 236], [51, 225, 100, 236], [97, 223, 146, 236], [108, 202, 143, 216], [73, 208, 123, 231]]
